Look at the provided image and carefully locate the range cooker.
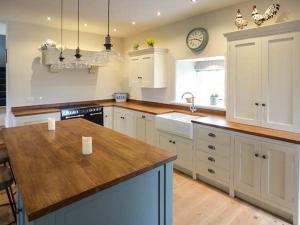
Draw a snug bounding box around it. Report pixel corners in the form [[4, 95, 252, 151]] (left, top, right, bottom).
[[61, 105, 103, 126]]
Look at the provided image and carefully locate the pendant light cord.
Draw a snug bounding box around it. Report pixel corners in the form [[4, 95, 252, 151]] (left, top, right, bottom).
[[108, 0, 110, 36], [77, 0, 80, 48], [60, 0, 63, 54]]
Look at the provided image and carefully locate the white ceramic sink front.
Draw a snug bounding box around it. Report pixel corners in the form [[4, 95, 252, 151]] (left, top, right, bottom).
[[155, 112, 203, 139]]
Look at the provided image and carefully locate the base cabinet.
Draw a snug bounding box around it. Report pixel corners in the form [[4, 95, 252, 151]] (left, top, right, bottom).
[[113, 108, 136, 138], [103, 107, 113, 129], [136, 112, 156, 145], [13, 112, 61, 127], [157, 131, 192, 171], [234, 135, 295, 212]]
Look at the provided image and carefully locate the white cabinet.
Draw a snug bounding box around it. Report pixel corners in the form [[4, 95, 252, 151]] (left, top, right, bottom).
[[226, 25, 300, 132], [128, 48, 168, 88], [113, 107, 136, 138], [157, 131, 193, 171], [136, 112, 156, 145], [228, 38, 262, 126], [103, 107, 113, 129], [261, 33, 300, 132], [234, 135, 295, 211], [13, 112, 61, 127]]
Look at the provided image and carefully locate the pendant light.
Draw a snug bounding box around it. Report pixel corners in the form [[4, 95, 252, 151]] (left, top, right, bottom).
[[59, 0, 65, 63], [93, 0, 123, 65], [75, 0, 82, 60]]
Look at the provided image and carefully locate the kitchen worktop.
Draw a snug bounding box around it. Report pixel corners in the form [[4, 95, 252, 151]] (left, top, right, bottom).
[[10, 100, 300, 144], [3, 119, 177, 221]]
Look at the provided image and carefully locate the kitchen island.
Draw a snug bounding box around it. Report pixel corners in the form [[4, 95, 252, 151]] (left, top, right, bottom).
[[3, 119, 177, 225]]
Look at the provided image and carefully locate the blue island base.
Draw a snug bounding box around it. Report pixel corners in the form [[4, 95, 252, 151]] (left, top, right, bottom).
[[17, 163, 173, 225]]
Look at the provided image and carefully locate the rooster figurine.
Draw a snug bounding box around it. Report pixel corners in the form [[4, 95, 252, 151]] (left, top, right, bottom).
[[252, 4, 280, 26], [235, 9, 248, 30]]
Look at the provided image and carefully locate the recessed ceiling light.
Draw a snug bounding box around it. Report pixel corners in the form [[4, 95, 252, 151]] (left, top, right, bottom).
[[191, 0, 198, 2], [84, 23, 88, 27], [47, 17, 51, 21], [132, 21, 136, 25], [157, 12, 161, 16], [113, 28, 117, 32]]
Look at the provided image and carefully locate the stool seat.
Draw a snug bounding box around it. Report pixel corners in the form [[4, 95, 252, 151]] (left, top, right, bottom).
[[0, 166, 14, 190], [0, 150, 9, 164]]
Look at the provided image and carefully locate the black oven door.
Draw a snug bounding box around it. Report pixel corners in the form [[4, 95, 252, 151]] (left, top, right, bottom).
[[84, 111, 103, 126]]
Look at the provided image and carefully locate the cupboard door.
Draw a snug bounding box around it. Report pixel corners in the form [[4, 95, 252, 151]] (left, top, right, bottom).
[[175, 137, 193, 171], [157, 132, 176, 154], [261, 143, 295, 209], [261, 32, 300, 132], [228, 38, 262, 126], [140, 55, 154, 87], [136, 116, 146, 141], [145, 117, 155, 145], [103, 107, 113, 129], [129, 57, 141, 87], [124, 112, 136, 138], [234, 136, 261, 197], [113, 111, 125, 134]]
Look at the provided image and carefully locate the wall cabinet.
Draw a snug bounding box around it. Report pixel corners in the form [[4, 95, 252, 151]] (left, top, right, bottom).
[[227, 29, 300, 132], [13, 112, 61, 127], [157, 131, 193, 171], [128, 48, 168, 88], [113, 107, 136, 138], [136, 112, 156, 145], [234, 135, 295, 211], [103, 107, 113, 129]]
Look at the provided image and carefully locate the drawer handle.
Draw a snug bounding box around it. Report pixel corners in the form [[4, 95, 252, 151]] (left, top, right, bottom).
[[208, 169, 215, 174], [208, 145, 216, 150], [208, 157, 215, 162], [208, 133, 216, 138]]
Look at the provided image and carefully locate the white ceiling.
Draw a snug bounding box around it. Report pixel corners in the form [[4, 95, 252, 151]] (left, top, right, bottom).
[[0, 0, 248, 37]]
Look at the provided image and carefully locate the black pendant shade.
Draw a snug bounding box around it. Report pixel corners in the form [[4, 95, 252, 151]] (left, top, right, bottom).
[[59, 0, 64, 62], [75, 0, 82, 59], [104, 0, 113, 51]]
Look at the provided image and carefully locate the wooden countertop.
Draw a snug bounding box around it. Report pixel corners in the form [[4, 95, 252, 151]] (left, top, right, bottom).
[[192, 117, 300, 145], [10, 100, 300, 144], [3, 119, 177, 221]]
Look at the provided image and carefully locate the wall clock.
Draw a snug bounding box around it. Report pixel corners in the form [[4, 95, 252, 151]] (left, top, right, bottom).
[[186, 28, 209, 52]]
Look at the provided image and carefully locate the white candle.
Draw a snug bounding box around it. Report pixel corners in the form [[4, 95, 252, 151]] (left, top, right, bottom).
[[82, 137, 93, 155], [48, 118, 56, 131]]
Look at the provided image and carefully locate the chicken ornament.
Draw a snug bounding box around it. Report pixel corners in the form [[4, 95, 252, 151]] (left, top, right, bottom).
[[252, 4, 280, 26], [235, 9, 248, 30]]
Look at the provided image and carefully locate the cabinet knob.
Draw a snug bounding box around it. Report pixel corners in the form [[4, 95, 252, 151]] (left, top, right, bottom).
[[208, 133, 216, 138], [208, 169, 215, 174], [173, 141, 176, 144], [169, 140, 172, 143], [255, 153, 259, 158], [262, 155, 267, 159], [16, 208, 23, 214], [142, 115, 146, 119], [208, 156, 215, 162], [255, 102, 260, 106], [208, 145, 216, 150], [262, 103, 266, 107], [105, 115, 108, 118]]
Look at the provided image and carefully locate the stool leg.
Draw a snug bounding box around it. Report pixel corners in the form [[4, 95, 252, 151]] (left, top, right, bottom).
[[5, 187, 16, 222], [8, 185, 16, 211], [8, 160, 16, 185]]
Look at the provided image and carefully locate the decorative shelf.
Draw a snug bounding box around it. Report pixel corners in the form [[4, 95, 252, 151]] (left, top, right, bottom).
[[40, 47, 105, 74]]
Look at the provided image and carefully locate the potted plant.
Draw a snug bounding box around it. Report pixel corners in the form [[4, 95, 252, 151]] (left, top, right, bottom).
[[210, 93, 219, 105], [146, 38, 155, 48], [133, 43, 140, 50]]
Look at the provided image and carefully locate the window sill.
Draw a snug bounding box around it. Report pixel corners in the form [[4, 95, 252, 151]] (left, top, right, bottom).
[[171, 101, 226, 112]]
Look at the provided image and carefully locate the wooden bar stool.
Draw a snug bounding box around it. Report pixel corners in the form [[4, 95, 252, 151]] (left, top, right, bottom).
[[0, 166, 16, 223], [0, 149, 9, 165]]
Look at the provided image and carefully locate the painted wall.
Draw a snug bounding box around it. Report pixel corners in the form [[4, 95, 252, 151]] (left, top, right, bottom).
[[0, 23, 5, 35], [6, 21, 125, 108], [124, 0, 300, 104]]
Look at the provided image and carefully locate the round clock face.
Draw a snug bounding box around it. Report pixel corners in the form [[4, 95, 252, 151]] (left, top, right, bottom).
[[186, 28, 209, 52]]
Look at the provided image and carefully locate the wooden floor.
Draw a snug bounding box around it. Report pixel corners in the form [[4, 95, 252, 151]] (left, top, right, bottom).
[[0, 172, 291, 225]]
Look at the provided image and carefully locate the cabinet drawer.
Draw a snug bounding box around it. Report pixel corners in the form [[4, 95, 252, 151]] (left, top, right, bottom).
[[196, 139, 230, 158], [196, 126, 231, 145], [196, 161, 230, 184], [195, 151, 229, 170]]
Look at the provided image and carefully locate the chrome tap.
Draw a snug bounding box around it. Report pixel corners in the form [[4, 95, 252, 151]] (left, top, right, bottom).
[[181, 92, 197, 113]]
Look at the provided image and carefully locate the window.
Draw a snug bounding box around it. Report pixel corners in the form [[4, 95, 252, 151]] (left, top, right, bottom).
[[175, 56, 225, 109]]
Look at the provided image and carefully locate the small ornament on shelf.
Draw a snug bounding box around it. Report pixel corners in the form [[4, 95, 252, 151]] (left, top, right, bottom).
[[252, 4, 280, 26], [235, 9, 248, 30]]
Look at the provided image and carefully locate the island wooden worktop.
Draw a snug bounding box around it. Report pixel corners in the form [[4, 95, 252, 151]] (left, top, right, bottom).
[[3, 119, 177, 221]]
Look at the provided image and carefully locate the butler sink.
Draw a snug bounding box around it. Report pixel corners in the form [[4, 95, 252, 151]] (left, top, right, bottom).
[[155, 112, 204, 139]]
